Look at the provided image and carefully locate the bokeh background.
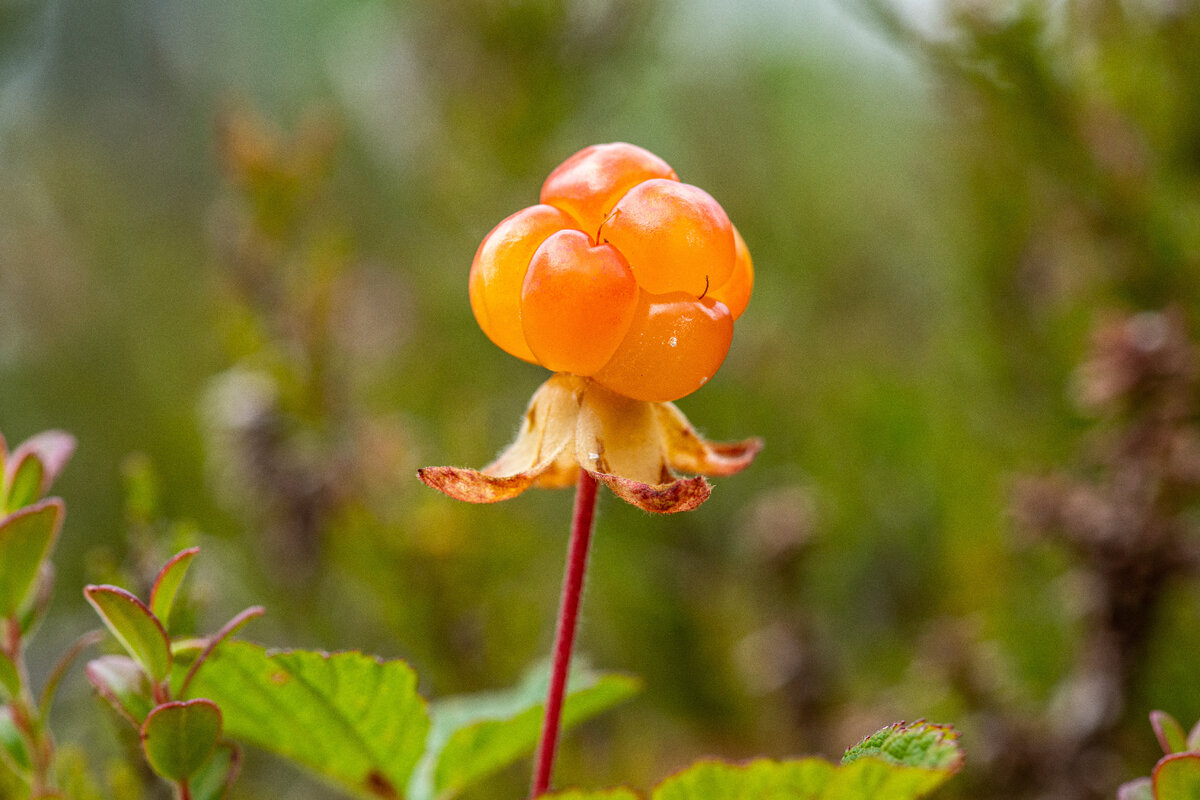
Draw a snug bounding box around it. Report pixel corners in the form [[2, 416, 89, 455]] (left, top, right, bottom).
[[3, 0, 1200, 797]]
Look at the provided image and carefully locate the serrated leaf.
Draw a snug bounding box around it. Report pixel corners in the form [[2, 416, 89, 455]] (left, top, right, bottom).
[[408, 662, 640, 800], [182, 641, 429, 799], [1155, 753, 1200, 800], [0, 647, 19, 700], [1154, 712, 1190, 755], [149, 547, 200, 628], [653, 758, 836, 799], [842, 721, 963, 772], [0, 499, 63, 618], [141, 700, 223, 782], [649, 752, 958, 800], [84, 585, 172, 683], [86, 655, 155, 726]]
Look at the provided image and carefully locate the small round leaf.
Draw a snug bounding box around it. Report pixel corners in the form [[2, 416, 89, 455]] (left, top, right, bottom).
[[140, 699, 223, 782]]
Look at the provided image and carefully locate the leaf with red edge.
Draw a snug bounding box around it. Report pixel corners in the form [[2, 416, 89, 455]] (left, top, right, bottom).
[[1154, 752, 1200, 800], [150, 547, 200, 628], [2, 431, 75, 511], [1154, 711, 1190, 755], [141, 699, 223, 782], [86, 655, 155, 727], [85, 585, 172, 683], [0, 499, 63, 618]]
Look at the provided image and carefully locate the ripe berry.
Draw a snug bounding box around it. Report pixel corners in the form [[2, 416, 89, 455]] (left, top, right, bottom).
[[468, 143, 751, 402]]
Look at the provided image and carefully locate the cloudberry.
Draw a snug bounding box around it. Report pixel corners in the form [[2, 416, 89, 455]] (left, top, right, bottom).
[[468, 143, 753, 403]]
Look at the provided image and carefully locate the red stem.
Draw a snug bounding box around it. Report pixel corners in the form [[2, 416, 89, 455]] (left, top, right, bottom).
[[530, 469, 599, 798]]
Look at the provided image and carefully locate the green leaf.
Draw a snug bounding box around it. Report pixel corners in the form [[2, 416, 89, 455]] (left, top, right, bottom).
[[0, 706, 30, 774], [0, 647, 19, 701], [0, 499, 63, 619], [652, 759, 835, 800], [189, 742, 240, 800], [842, 720, 964, 772], [12, 431, 75, 499], [1189, 720, 1200, 753], [1154, 712, 1191, 755], [3, 452, 43, 512], [546, 791, 640, 800], [409, 662, 640, 800], [1155, 753, 1200, 800], [149, 547, 200, 628], [86, 655, 155, 726], [648, 753, 959, 800], [182, 641, 429, 799], [84, 585, 172, 683], [140, 700, 223, 782]]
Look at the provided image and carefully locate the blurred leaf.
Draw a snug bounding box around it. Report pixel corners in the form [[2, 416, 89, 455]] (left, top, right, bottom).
[[86, 655, 155, 727], [1156, 754, 1200, 800], [1189, 720, 1200, 754], [0, 647, 19, 701], [182, 641, 429, 799], [3, 453, 43, 512], [140, 700, 223, 782], [189, 742, 240, 800], [1, 431, 75, 512], [414, 663, 640, 800], [546, 792, 640, 800], [652, 759, 834, 799], [651, 752, 959, 800], [84, 585, 172, 683], [842, 720, 964, 772], [1154, 711, 1190, 755], [0, 706, 30, 774], [0, 499, 63, 619], [1118, 777, 1155, 800], [149, 547, 200, 630]]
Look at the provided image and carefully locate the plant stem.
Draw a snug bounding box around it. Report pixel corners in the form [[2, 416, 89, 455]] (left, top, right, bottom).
[[530, 469, 599, 798]]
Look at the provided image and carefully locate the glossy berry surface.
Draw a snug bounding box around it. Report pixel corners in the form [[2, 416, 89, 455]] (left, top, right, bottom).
[[468, 142, 752, 402]]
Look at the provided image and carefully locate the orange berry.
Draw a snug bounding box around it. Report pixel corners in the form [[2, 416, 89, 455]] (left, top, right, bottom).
[[593, 291, 734, 402], [469, 204, 579, 362], [540, 143, 678, 237], [708, 224, 753, 320], [601, 179, 736, 297], [521, 230, 639, 375]]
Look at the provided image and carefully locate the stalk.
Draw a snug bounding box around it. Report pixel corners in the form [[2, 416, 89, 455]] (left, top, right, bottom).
[[530, 469, 599, 798]]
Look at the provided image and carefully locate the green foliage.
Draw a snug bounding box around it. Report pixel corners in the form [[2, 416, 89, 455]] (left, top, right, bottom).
[[1154, 755, 1200, 800], [0, 648, 19, 702], [84, 585, 173, 683], [413, 663, 641, 800], [148, 546, 200, 629], [139, 699, 223, 782], [841, 720, 963, 772], [542, 724, 965, 800], [181, 641, 429, 799], [85, 655, 155, 727], [1122, 713, 1200, 800], [0, 499, 62, 619]]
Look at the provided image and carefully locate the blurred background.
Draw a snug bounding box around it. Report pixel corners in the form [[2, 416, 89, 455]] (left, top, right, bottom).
[[3, 0, 1200, 797]]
